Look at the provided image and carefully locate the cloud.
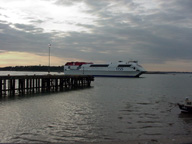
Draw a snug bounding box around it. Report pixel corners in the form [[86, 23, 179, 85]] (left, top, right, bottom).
[[0, 0, 192, 71], [0, 0, 98, 33]]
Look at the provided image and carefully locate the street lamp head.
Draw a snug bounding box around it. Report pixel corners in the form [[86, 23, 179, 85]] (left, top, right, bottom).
[[48, 43, 51, 48]]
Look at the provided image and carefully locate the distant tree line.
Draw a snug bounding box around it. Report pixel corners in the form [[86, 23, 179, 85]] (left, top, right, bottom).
[[0, 65, 64, 72]]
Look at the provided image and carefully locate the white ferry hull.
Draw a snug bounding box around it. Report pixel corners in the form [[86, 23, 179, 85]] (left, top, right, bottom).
[[64, 70, 144, 77]]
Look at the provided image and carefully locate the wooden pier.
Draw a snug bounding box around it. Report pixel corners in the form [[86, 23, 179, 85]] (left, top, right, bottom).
[[0, 75, 94, 97]]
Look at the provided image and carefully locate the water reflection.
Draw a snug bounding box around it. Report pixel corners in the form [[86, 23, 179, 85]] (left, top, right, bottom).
[[179, 112, 192, 124], [1, 73, 192, 143], [0, 87, 93, 102]]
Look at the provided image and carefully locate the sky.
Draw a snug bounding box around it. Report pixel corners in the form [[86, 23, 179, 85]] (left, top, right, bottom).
[[0, 0, 192, 71]]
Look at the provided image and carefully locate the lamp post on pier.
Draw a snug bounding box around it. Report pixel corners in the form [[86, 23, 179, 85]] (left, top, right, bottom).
[[48, 43, 51, 74]]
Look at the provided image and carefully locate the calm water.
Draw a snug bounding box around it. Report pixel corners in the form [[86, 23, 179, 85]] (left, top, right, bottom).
[[0, 71, 192, 143]]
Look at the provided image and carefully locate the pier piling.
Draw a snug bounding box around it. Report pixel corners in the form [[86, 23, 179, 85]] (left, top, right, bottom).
[[0, 75, 94, 97]]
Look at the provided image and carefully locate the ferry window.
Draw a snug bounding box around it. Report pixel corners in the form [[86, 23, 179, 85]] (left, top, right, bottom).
[[117, 65, 131, 67], [90, 64, 109, 67]]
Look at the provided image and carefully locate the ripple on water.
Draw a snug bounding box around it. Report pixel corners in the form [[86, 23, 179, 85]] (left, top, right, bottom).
[[1, 74, 192, 142]]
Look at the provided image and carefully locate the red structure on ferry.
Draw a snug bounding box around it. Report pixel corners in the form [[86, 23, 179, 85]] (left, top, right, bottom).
[[65, 62, 93, 66]]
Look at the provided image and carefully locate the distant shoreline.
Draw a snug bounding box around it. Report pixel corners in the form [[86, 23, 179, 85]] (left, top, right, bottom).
[[0, 66, 63, 72], [0, 70, 192, 74], [145, 71, 192, 74], [0, 66, 192, 74]]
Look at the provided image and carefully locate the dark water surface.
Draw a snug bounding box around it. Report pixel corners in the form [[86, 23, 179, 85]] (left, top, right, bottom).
[[0, 72, 192, 143]]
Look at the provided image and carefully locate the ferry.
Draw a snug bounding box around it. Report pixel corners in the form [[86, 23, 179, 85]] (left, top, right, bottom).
[[64, 61, 146, 77]]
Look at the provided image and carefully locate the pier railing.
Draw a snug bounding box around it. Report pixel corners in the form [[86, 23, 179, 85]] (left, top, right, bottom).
[[0, 75, 94, 97]]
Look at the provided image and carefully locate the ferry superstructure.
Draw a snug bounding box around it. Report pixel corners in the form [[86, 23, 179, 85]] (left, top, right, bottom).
[[64, 61, 146, 77]]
